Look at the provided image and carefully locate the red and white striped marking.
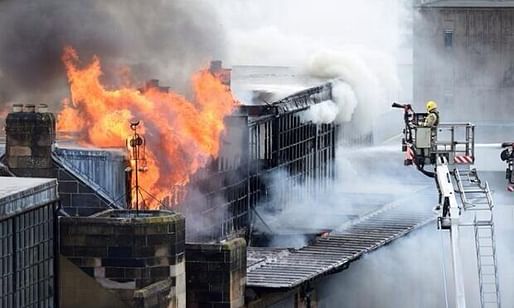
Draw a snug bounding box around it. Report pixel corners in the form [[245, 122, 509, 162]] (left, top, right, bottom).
[[405, 147, 414, 161], [508, 185, 514, 192], [454, 155, 474, 164]]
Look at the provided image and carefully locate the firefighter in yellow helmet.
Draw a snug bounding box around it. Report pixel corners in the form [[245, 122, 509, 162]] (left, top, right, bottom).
[[423, 100, 439, 127]]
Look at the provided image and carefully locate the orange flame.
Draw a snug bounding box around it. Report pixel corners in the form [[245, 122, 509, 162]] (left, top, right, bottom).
[[57, 46, 236, 209]]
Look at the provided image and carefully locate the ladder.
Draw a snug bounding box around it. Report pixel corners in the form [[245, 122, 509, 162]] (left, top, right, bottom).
[[454, 167, 501, 308]]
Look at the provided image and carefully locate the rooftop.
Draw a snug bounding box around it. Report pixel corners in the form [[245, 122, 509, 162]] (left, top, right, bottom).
[[238, 82, 333, 120], [0, 177, 58, 217], [231, 65, 326, 105]]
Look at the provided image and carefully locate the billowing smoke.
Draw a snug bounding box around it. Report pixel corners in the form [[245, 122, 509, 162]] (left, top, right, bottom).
[[213, 2, 514, 306], [317, 171, 514, 307], [306, 49, 400, 133], [0, 0, 225, 109], [318, 226, 448, 308], [216, 0, 406, 66], [214, 0, 407, 133], [300, 99, 339, 124], [301, 81, 358, 124], [228, 0, 411, 243], [255, 145, 432, 247]]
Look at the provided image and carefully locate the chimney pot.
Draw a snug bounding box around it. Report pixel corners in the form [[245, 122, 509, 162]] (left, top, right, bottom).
[[23, 104, 36, 113], [37, 104, 49, 113], [210, 60, 222, 72], [12, 104, 23, 113], [147, 79, 159, 88]]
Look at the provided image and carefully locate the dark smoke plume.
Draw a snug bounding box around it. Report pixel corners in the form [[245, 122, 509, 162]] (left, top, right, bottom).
[[0, 0, 225, 110]]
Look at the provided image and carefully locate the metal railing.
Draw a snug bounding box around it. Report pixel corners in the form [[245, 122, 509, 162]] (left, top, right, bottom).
[[435, 123, 475, 164], [453, 167, 500, 308], [392, 104, 475, 166]]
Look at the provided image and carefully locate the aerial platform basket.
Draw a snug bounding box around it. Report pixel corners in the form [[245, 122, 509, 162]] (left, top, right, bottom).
[[395, 103, 475, 166]]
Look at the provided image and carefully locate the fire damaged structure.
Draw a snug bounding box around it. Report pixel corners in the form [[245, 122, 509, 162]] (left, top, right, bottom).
[[0, 81, 339, 307], [0, 70, 433, 307], [180, 82, 338, 307], [181, 83, 337, 243], [245, 202, 435, 307]]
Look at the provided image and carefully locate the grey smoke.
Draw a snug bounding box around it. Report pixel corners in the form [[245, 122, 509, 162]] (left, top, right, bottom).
[[306, 49, 400, 133], [214, 0, 408, 135], [317, 226, 448, 308], [317, 171, 514, 308], [411, 7, 514, 123], [0, 0, 225, 109], [255, 145, 433, 248], [239, 0, 411, 244]]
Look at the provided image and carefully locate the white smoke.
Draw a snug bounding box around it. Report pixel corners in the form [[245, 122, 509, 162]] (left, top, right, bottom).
[[255, 146, 432, 243], [306, 48, 400, 132], [301, 81, 358, 124], [217, 0, 412, 241], [332, 81, 359, 122], [212, 0, 408, 133], [214, 0, 406, 65], [317, 171, 514, 307], [318, 226, 448, 308], [300, 100, 338, 124], [211, 2, 514, 307]]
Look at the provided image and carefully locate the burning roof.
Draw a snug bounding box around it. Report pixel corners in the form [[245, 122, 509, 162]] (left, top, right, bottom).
[[57, 46, 238, 209]]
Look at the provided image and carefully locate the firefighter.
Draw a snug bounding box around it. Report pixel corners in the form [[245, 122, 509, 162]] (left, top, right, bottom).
[[421, 100, 441, 211], [423, 100, 439, 127], [422, 100, 439, 165]]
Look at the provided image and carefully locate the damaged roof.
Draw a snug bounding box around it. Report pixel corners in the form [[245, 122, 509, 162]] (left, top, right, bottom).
[[239, 82, 333, 118], [246, 192, 436, 289]]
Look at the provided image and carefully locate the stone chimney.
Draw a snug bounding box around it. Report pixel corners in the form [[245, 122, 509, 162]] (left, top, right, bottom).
[[209, 60, 232, 87], [4, 104, 56, 177]]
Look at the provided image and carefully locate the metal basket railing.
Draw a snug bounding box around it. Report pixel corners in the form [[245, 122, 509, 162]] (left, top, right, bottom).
[[435, 123, 475, 164]]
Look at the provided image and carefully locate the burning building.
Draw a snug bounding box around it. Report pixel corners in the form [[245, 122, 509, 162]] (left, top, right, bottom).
[[0, 52, 433, 307], [0, 58, 340, 306], [56, 47, 237, 210], [1, 103, 187, 307], [4, 103, 128, 215]]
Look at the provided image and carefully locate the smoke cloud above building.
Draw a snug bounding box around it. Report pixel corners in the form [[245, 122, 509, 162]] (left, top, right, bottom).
[[0, 0, 225, 109]]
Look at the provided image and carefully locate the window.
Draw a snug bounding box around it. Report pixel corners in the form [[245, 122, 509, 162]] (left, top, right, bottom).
[[444, 30, 453, 48]]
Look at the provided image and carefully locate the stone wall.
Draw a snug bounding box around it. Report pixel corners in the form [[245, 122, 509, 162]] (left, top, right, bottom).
[[186, 238, 246, 308], [4, 105, 56, 177], [414, 6, 514, 121], [60, 210, 186, 307], [55, 163, 118, 216], [3, 107, 124, 215]]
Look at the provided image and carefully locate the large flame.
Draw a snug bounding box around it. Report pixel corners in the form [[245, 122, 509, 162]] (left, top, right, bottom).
[[57, 46, 236, 209]]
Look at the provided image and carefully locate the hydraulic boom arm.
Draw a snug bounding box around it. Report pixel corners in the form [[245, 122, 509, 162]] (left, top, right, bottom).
[[393, 103, 501, 308]]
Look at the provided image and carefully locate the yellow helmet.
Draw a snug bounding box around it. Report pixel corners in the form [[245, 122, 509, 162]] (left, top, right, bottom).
[[426, 100, 438, 112]]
